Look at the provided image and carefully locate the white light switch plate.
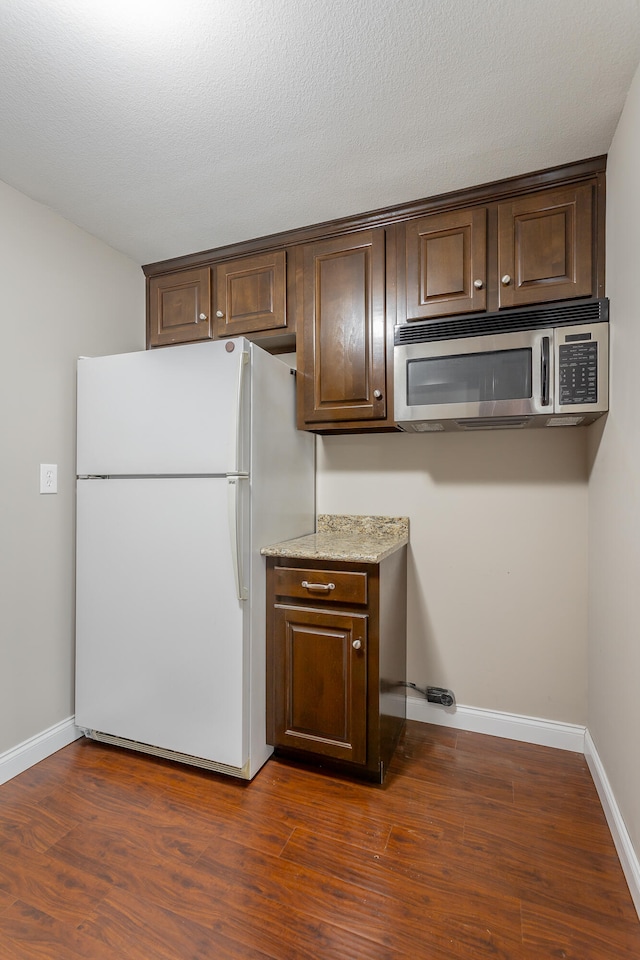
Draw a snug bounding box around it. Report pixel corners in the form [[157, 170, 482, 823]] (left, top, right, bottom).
[[40, 463, 58, 494]]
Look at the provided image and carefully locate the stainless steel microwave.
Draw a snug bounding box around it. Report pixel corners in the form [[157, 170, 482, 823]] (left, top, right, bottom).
[[394, 300, 609, 431]]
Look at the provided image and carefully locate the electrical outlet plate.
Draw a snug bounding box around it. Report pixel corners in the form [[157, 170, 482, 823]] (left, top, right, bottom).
[[39, 463, 58, 494]]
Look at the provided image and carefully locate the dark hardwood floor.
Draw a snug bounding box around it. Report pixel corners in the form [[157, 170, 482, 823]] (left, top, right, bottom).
[[0, 720, 638, 959]]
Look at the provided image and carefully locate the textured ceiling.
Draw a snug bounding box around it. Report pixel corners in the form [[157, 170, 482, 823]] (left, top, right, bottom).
[[1, 0, 639, 265]]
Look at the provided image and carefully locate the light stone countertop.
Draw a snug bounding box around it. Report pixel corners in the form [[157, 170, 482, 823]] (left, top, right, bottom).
[[261, 514, 409, 564]]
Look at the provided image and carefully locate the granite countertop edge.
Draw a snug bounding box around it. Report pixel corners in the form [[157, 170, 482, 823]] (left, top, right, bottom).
[[261, 514, 409, 564]]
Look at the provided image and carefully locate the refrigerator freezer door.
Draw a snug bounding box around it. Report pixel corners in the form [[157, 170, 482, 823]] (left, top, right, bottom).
[[77, 340, 248, 476], [75, 478, 247, 768]]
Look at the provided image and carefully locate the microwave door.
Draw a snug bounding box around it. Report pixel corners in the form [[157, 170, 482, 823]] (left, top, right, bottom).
[[396, 328, 550, 424]]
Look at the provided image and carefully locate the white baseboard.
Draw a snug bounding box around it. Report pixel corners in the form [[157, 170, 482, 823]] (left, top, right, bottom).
[[585, 731, 640, 919], [0, 716, 82, 786], [406, 696, 586, 753]]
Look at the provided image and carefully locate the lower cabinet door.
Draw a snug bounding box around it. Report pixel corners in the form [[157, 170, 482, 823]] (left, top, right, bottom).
[[273, 606, 368, 764]]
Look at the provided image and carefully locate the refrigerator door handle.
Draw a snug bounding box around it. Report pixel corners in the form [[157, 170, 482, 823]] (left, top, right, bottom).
[[234, 350, 250, 473], [227, 477, 248, 601]]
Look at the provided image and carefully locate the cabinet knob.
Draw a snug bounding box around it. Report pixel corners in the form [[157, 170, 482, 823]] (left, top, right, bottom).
[[195, 313, 207, 323], [501, 275, 512, 286], [216, 310, 225, 318], [373, 389, 383, 400], [352, 639, 362, 650], [473, 279, 484, 289]]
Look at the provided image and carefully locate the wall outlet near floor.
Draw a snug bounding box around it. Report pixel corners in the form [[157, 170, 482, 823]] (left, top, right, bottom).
[[39, 464, 58, 494]]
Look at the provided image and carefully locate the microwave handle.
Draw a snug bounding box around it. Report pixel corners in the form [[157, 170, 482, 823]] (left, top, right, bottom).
[[541, 336, 550, 406]]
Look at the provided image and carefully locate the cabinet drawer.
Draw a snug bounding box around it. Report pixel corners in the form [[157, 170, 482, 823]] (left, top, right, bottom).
[[274, 567, 367, 605]]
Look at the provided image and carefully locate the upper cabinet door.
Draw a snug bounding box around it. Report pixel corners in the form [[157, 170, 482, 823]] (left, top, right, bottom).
[[298, 230, 387, 426], [148, 268, 212, 347], [497, 183, 593, 309], [404, 207, 487, 320], [214, 250, 287, 337]]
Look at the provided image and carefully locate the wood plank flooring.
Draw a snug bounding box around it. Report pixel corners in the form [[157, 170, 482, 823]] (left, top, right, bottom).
[[0, 720, 638, 959]]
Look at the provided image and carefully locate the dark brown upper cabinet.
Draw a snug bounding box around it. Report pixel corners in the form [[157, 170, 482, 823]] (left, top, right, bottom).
[[405, 207, 487, 319], [400, 177, 601, 325], [147, 268, 212, 347], [295, 230, 389, 429], [497, 183, 593, 308], [142, 157, 605, 432], [213, 250, 287, 338]]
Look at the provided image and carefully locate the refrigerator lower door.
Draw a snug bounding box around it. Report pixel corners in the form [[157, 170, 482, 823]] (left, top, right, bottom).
[[76, 477, 247, 771]]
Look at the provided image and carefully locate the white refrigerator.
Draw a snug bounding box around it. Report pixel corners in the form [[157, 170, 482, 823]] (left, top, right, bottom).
[[75, 338, 315, 779]]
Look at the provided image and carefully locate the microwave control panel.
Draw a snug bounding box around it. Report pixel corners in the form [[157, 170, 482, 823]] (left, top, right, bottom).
[[558, 338, 598, 405]]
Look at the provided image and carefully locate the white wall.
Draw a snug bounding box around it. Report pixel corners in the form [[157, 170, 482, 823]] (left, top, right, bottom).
[[0, 180, 144, 754], [317, 427, 589, 723], [588, 61, 640, 859]]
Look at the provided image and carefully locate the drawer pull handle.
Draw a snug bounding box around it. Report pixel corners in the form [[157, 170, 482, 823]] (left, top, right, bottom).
[[352, 639, 362, 650], [301, 580, 335, 592]]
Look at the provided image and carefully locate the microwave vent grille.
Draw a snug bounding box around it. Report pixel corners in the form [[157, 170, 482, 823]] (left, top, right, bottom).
[[456, 417, 529, 430], [408, 421, 445, 432], [546, 416, 585, 427], [395, 298, 608, 346]]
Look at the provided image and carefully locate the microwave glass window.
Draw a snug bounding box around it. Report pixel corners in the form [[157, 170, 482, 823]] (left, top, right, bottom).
[[407, 349, 532, 406]]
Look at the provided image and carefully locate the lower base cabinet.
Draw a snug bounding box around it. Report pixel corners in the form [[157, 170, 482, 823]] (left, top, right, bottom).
[[266, 553, 407, 782]]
